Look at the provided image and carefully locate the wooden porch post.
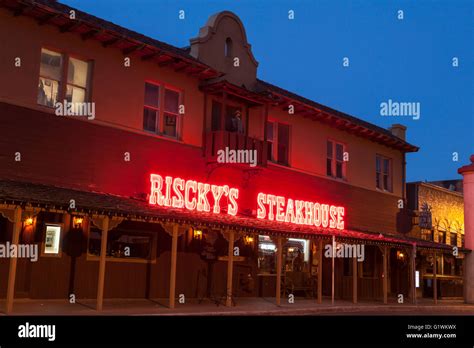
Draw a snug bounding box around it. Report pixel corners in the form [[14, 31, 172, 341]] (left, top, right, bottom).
[[96, 216, 110, 311], [411, 245, 416, 304], [433, 251, 438, 304], [169, 223, 179, 309], [383, 245, 388, 304], [276, 237, 282, 306], [221, 91, 227, 131], [245, 104, 250, 137], [352, 251, 357, 304], [331, 235, 335, 305], [202, 92, 208, 156], [6, 206, 22, 314], [317, 239, 323, 304], [226, 230, 235, 307]]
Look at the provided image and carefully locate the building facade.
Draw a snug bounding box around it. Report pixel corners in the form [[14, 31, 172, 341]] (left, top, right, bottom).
[[0, 0, 468, 312], [407, 181, 465, 299]]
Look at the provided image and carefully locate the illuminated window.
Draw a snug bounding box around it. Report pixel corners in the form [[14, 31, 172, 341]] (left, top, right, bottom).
[[143, 82, 181, 138], [38, 48, 91, 109], [450, 232, 457, 246], [43, 224, 61, 255], [327, 140, 346, 179], [258, 235, 276, 274], [376, 155, 392, 192]]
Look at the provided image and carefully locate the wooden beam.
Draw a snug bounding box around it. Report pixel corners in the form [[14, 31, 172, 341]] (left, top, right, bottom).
[[37, 13, 62, 26], [317, 239, 323, 304], [102, 37, 122, 48], [225, 230, 235, 307], [276, 237, 282, 306], [433, 251, 437, 304], [331, 235, 335, 305], [141, 51, 164, 61], [13, 4, 34, 16], [352, 252, 357, 304], [96, 216, 110, 311], [158, 57, 179, 67], [383, 245, 388, 304], [122, 44, 146, 55], [59, 21, 82, 33], [6, 206, 22, 314], [168, 223, 179, 309], [82, 28, 102, 41]]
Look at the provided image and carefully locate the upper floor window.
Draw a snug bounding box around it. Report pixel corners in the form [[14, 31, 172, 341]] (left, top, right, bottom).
[[376, 154, 392, 192], [225, 37, 233, 57], [143, 82, 182, 138], [267, 121, 290, 166], [450, 232, 457, 246], [38, 48, 91, 109], [327, 140, 346, 179]]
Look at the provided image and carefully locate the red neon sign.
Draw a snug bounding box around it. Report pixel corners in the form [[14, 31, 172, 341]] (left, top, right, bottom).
[[149, 174, 239, 216], [256, 193, 345, 230]]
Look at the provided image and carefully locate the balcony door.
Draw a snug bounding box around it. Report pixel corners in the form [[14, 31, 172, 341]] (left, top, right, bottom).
[[211, 100, 242, 132]]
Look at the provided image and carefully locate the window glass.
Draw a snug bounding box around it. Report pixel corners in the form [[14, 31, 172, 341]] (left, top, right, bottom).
[[277, 123, 290, 165], [44, 225, 61, 254], [38, 78, 60, 107], [40, 48, 62, 80], [163, 113, 177, 137], [336, 143, 343, 161], [143, 108, 157, 132], [88, 227, 154, 261], [66, 85, 86, 105], [258, 235, 276, 274], [67, 57, 89, 88], [144, 83, 159, 108], [164, 88, 179, 114], [211, 101, 222, 131]]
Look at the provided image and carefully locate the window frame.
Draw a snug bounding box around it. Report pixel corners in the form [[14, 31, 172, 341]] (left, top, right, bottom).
[[40, 223, 64, 258], [375, 154, 393, 192], [267, 120, 291, 166], [326, 139, 347, 180], [143, 80, 183, 139], [37, 47, 92, 108]]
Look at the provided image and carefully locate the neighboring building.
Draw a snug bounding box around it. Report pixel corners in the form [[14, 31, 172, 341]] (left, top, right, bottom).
[[0, 0, 468, 313], [407, 181, 465, 299]]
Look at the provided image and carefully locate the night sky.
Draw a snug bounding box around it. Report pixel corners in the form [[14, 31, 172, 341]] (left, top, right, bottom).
[[62, 0, 474, 182]]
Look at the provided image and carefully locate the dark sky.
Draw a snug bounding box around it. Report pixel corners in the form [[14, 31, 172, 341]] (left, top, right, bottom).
[[63, 0, 474, 182]]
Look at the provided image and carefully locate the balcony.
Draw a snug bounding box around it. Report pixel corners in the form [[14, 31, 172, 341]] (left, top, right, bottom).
[[204, 130, 268, 167]]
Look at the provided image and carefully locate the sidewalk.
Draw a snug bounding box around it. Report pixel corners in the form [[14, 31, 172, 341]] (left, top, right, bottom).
[[1, 297, 473, 315]]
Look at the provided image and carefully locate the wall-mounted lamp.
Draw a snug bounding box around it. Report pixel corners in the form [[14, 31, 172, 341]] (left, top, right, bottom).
[[244, 235, 254, 245], [396, 250, 405, 261], [73, 216, 84, 228], [24, 217, 34, 226], [193, 229, 203, 241]]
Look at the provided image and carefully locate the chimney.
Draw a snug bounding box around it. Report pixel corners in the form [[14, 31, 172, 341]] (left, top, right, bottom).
[[389, 124, 407, 141]]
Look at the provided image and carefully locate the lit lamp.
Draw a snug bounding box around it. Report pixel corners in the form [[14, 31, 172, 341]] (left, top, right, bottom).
[[244, 235, 254, 245], [396, 250, 405, 261], [193, 229, 203, 241], [73, 216, 84, 228], [24, 217, 33, 226]]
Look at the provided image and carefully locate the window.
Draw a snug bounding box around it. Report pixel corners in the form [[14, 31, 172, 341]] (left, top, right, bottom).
[[258, 235, 276, 274], [266, 121, 290, 166], [376, 155, 392, 191], [43, 224, 61, 255], [38, 48, 91, 109], [327, 140, 346, 179], [143, 82, 181, 138], [88, 227, 155, 262], [225, 37, 233, 57], [266, 121, 275, 161], [450, 232, 457, 246]]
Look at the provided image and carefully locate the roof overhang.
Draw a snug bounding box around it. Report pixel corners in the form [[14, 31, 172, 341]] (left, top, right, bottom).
[[1, 0, 222, 80]]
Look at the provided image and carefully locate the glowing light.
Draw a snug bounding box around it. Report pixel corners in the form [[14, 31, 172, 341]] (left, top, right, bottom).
[[244, 235, 254, 245], [256, 192, 345, 230], [24, 217, 33, 226], [193, 229, 203, 240], [149, 174, 239, 216], [73, 217, 83, 227]]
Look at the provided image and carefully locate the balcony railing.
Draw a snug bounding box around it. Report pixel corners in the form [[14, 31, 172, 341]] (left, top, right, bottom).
[[204, 130, 268, 167]]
